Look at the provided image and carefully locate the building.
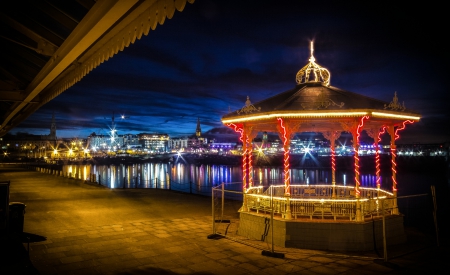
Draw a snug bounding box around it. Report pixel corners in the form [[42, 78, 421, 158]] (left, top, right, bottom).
[[2, 113, 63, 159], [188, 118, 207, 151], [138, 133, 169, 153], [169, 137, 188, 152]]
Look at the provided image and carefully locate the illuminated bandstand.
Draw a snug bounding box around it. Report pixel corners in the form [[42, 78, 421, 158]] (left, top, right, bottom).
[[222, 42, 421, 251]]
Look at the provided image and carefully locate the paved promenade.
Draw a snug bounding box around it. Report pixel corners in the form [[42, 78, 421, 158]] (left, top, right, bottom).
[[1, 165, 448, 274]]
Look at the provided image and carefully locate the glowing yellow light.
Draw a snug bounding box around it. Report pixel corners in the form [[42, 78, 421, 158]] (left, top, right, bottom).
[[371, 112, 420, 120], [296, 41, 331, 86], [222, 111, 368, 123]]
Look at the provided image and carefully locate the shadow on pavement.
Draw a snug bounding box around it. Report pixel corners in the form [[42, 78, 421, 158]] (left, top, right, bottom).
[[0, 235, 40, 275], [20, 232, 47, 243]]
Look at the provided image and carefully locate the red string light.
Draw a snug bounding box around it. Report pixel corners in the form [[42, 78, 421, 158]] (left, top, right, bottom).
[[356, 116, 369, 143], [354, 116, 369, 195], [331, 148, 336, 172], [227, 123, 247, 190], [390, 120, 414, 192], [377, 126, 387, 143], [331, 146, 336, 185], [277, 118, 290, 195], [227, 123, 244, 142], [375, 126, 386, 189], [247, 135, 253, 188], [391, 147, 397, 191], [395, 120, 414, 140]]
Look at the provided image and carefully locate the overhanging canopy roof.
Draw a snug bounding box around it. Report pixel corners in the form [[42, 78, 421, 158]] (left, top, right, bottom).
[[0, 0, 194, 137]]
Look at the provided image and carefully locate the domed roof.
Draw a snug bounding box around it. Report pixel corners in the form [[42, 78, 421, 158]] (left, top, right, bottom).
[[222, 43, 420, 127]]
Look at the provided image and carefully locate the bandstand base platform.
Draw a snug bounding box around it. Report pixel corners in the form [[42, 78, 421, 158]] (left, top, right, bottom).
[[237, 212, 407, 252]]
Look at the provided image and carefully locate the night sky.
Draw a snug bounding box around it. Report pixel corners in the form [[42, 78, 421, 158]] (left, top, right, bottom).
[[11, 0, 448, 144]]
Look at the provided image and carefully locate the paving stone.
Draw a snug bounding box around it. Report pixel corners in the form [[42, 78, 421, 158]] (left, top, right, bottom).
[[2, 168, 448, 275]]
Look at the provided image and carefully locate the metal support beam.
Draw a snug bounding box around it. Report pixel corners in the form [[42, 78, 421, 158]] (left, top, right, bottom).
[[0, 0, 139, 133]]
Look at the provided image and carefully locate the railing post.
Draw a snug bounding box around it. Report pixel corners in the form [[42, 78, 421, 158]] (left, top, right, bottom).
[[382, 198, 387, 262], [431, 185, 440, 247], [221, 182, 225, 220], [212, 186, 216, 235], [270, 185, 275, 252]]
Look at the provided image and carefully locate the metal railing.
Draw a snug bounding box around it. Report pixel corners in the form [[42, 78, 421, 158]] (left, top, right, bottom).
[[245, 184, 395, 221]]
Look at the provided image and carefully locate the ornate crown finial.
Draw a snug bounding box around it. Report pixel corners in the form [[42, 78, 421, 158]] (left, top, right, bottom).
[[296, 41, 331, 86], [384, 92, 406, 111], [237, 96, 261, 115]]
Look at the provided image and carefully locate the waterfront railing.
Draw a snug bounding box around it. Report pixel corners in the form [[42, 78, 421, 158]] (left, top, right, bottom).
[[245, 184, 395, 221]]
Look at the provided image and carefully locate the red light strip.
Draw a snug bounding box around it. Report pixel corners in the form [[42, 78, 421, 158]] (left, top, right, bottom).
[[277, 118, 290, 195], [331, 147, 336, 185], [375, 126, 386, 189], [331, 148, 336, 172], [247, 135, 253, 188], [395, 120, 415, 140], [377, 126, 387, 143], [375, 152, 380, 188], [391, 147, 397, 192], [354, 116, 369, 196], [356, 116, 369, 143], [227, 123, 244, 142], [391, 120, 414, 192], [227, 123, 247, 190]]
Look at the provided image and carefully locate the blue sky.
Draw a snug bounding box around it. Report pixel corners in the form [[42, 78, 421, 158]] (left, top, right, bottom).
[[11, 0, 448, 144]]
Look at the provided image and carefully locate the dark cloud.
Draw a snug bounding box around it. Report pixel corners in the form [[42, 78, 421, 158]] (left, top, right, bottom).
[[12, 0, 448, 143]]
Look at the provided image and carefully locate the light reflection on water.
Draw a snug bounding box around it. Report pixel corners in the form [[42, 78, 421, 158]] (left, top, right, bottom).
[[63, 163, 391, 194]]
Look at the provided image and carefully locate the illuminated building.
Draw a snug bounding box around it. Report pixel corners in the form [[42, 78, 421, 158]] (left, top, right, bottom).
[[2, 113, 63, 159], [169, 137, 188, 151], [221, 42, 421, 251], [188, 118, 207, 151], [138, 133, 169, 153], [196, 117, 201, 137]]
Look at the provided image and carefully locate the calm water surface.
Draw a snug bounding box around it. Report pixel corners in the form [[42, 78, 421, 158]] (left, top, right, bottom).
[[61, 161, 439, 196]]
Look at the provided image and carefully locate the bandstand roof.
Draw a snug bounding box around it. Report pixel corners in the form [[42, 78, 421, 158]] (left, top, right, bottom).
[[222, 43, 421, 135]]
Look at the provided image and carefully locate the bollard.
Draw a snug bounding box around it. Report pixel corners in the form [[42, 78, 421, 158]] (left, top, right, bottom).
[[123, 177, 126, 189]]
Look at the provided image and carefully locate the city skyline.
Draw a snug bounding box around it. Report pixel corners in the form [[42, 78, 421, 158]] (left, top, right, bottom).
[[8, 0, 448, 144]]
